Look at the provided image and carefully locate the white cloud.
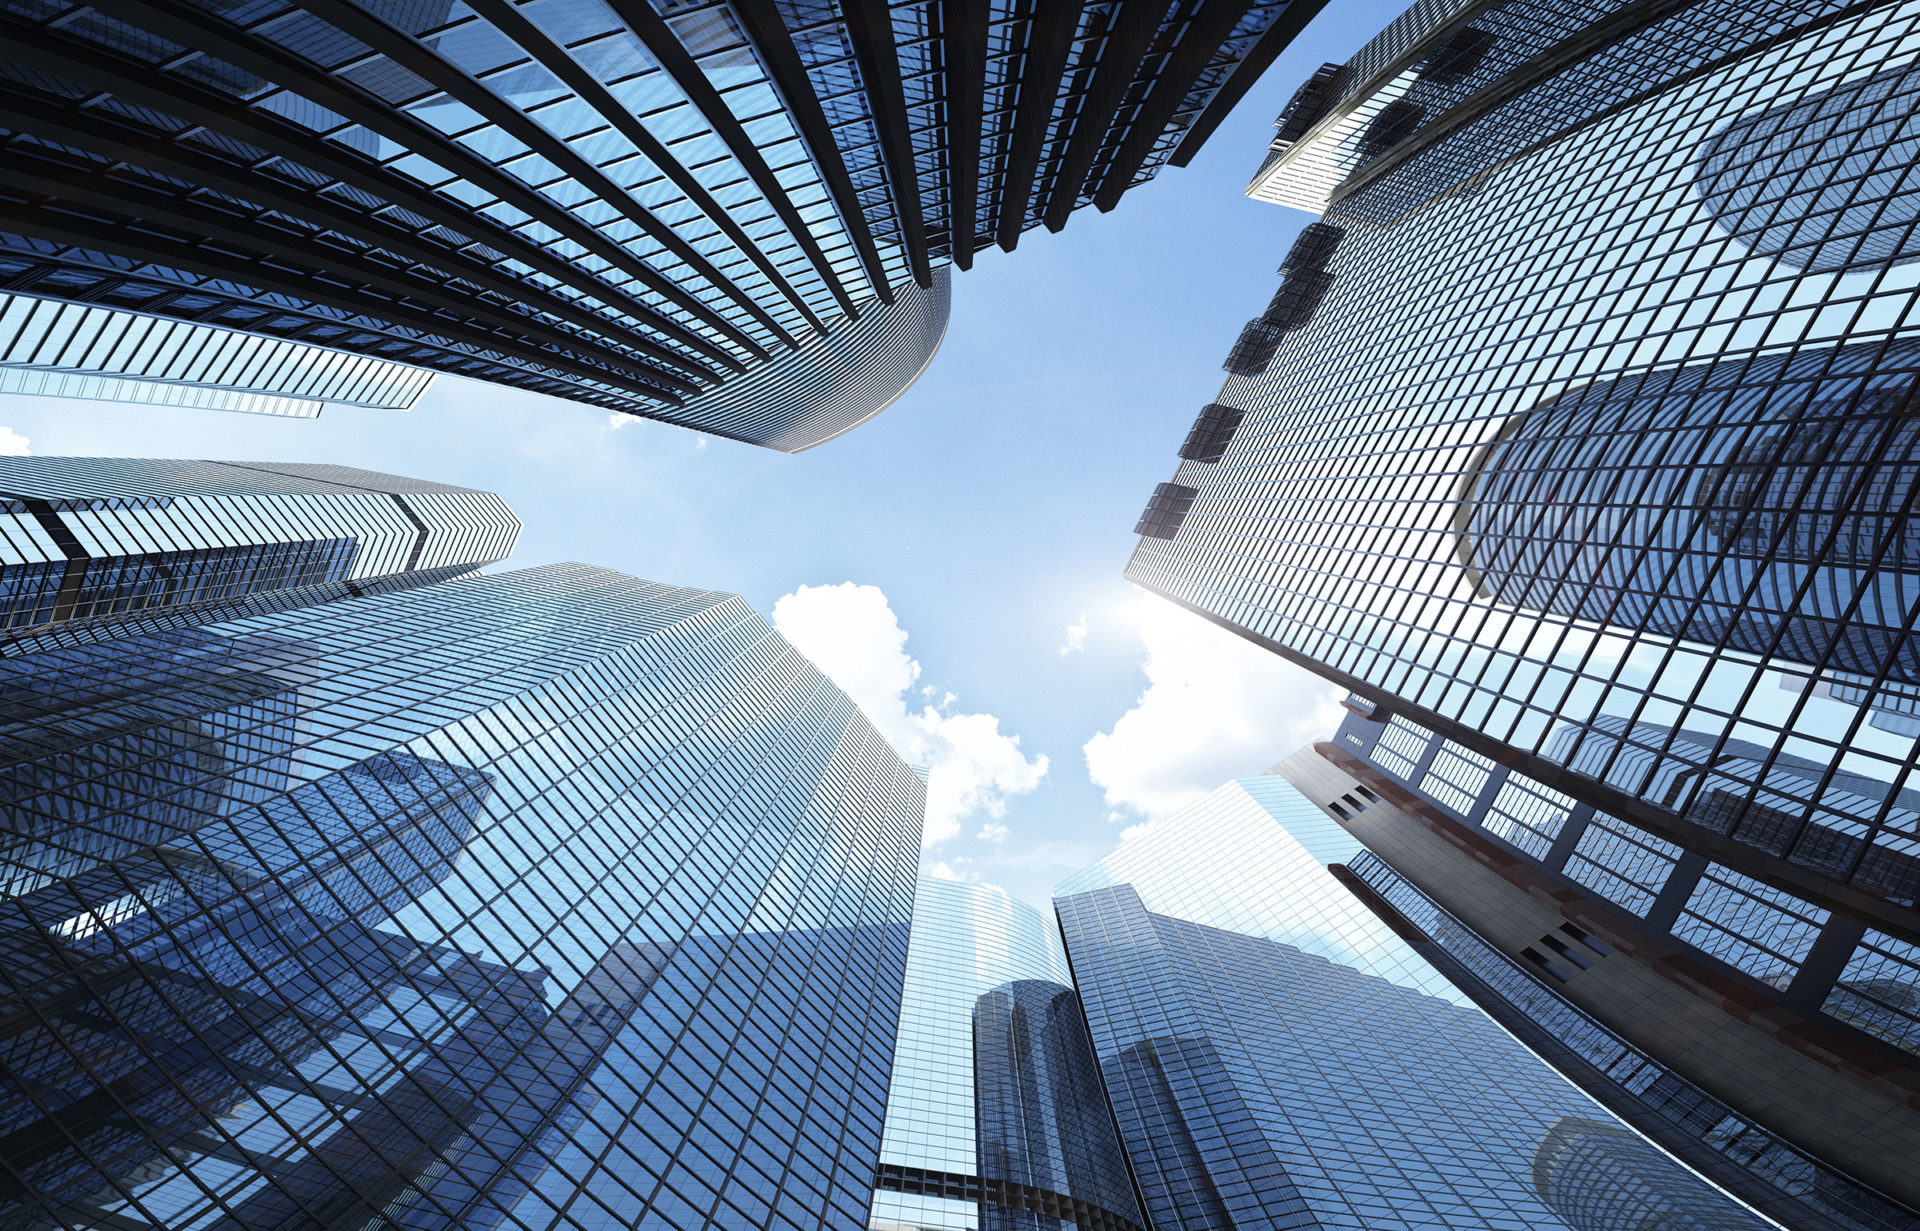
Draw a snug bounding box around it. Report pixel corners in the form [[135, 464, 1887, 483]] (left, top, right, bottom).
[[1084, 593, 1344, 821], [926, 860, 969, 882], [0, 426, 30, 456], [1058, 614, 1088, 656], [772, 582, 1048, 846], [605, 413, 632, 432], [977, 822, 1009, 843]]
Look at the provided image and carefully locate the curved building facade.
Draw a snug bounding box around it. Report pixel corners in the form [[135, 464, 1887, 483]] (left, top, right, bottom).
[[872, 877, 1140, 1231], [972, 980, 1141, 1231], [1532, 1118, 1779, 1231], [674, 267, 951, 453], [1696, 60, 1920, 274], [1453, 339, 1920, 688], [1128, 0, 1920, 950], [0, 0, 1321, 446]]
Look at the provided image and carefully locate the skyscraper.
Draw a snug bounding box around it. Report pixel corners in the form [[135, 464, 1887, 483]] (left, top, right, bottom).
[[0, 293, 434, 418], [1054, 883, 1770, 1231], [871, 876, 1140, 1231], [1124, 0, 1920, 999], [0, 1, 1324, 449], [1280, 706, 1920, 1230], [1054, 769, 1463, 1001], [1052, 775, 1772, 1231], [0, 456, 519, 652], [0, 553, 925, 1230]]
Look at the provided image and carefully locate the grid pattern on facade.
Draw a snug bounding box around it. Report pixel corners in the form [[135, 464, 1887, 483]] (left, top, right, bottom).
[[1559, 717, 1920, 911], [0, 458, 518, 649], [1350, 849, 1914, 1231], [0, 293, 432, 414], [972, 980, 1142, 1231], [1323, 0, 1873, 224], [1133, 484, 1197, 541], [869, 877, 1072, 1231], [1419, 741, 1494, 815], [1483, 777, 1577, 859], [0, 366, 326, 417], [0, 0, 1308, 448], [1827, 929, 1920, 1054], [874, 1165, 1144, 1231], [1335, 706, 1920, 1100], [1131, 0, 1920, 923], [1055, 773, 1467, 1002], [1564, 816, 1682, 916], [1531, 1116, 1782, 1231], [1675, 864, 1831, 981], [1055, 884, 1762, 1231], [1372, 715, 1434, 780], [672, 267, 950, 453], [1179, 402, 1249, 464], [0, 562, 925, 1231]]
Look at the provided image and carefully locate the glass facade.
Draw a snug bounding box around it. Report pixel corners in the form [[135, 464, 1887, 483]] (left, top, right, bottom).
[[1127, 0, 1920, 969], [1054, 883, 1767, 1231], [673, 268, 951, 455], [1055, 771, 1464, 1002], [971, 980, 1140, 1231], [871, 877, 1138, 1231], [0, 293, 433, 418], [1284, 707, 1920, 1228], [0, 559, 925, 1230], [1530, 1117, 1782, 1231], [0, 457, 519, 652], [0, 0, 1317, 449]]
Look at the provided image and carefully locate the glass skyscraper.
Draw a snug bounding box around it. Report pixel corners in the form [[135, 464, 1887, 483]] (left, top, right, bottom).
[[1122, 0, 1920, 1148], [0, 0, 1322, 449], [0, 293, 434, 418], [0, 456, 519, 652], [871, 876, 1139, 1231], [1054, 882, 1768, 1231], [1279, 707, 1920, 1230], [1051, 773, 1770, 1231], [0, 528, 926, 1229], [1055, 769, 1463, 1002]]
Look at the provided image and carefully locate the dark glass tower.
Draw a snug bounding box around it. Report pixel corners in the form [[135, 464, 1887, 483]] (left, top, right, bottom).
[[0, 0, 1323, 449], [0, 456, 519, 653], [1279, 707, 1920, 1230], [0, 555, 924, 1230], [1530, 1118, 1778, 1231], [1054, 883, 1770, 1231], [972, 980, 1140, 1231], [1125, 0, 1920, 1028], [871, 876, 1141, 1231]]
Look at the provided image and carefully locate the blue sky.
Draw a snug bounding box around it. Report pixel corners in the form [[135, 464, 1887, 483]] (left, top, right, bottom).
[[0, 1, 1403, 906]]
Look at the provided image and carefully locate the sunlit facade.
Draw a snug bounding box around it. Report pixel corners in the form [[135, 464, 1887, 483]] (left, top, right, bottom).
[[871, 877, 1139, 1231], [0, 560, 925, 1230], [0, 1, 1319, 448], [1127, 0, 1920, 1016], [0, 456, 518, 653], [0, 294, 433, 418], [1055, 770, 1463, 1002], [1281, 707, 1920, 1230]]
